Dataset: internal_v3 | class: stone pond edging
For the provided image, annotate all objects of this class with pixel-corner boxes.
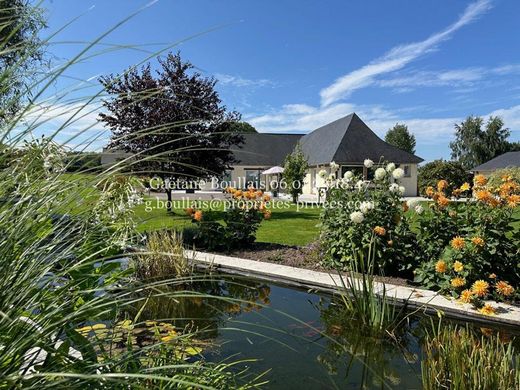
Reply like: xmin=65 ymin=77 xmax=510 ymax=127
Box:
xmin=188 ymin=250 xmax=520 ymax=328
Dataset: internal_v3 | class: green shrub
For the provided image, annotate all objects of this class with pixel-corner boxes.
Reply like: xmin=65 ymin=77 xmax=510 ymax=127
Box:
xmin=320 ymin=161 xmax=417 ymax=274
xmin=414 ymin=174 xmax=519 ymax=302
xmin=191 ymin=192 xmax=267 ymax=251
xmin=418 ymin=160 xmax=472 ymax=196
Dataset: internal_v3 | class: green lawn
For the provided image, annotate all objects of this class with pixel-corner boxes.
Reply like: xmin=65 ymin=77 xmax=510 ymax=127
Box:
xmin=134 ymin=199 xmax=322 ymax=246
xmin=57 ymin=173 xmax=519 ymax=247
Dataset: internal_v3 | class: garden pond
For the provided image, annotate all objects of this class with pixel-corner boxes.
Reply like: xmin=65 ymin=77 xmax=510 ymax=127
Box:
xmin=127 ymin=273 xmax=520 ymax=389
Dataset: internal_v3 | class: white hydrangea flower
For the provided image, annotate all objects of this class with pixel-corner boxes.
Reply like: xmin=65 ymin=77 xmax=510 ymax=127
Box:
xmin=374 ymin=167 xmax=386 ymax=181
xmin=399 ymin=186 xmax=406 ymax=195
xmin=389 ymin=183 xmax=400 ymax=193
xmin=318 ymin=169 xmax=327 ymax=179
xmin=364 ymin=159 xmax=374 ymax=168
xmin=406 ymin=199 xmax=420 ymax=209
xmin=350 ymin=211 xmax=364 ymax=223
xmin=330 ymin=161 xmax=339 ymax=172
xmin=386 ymin=162 xmax=396 ymax=172
xmin=355 ymin=180 xmax=365 ymax=191
xmin=414 ymin=205 xmax=424 ymax=214
xmin=343 ymin=170 xmax=354 ymax=180
xmin=328 ymin=173 xmax=336 ymax=180
xmin=392 ymin=168 xmax=405 ymax=179
xmin=359 ymin=201 xmax=374 ymax=214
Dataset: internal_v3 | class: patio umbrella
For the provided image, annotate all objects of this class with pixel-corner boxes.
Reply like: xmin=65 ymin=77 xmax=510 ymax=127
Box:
xmin=261 ymin=166 xmax=284 ymax=175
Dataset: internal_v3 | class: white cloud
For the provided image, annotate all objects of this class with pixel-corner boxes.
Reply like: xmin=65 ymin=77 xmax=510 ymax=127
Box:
xmin=247 ymin=101 xmax=520 ymax=148
xmin=377 ymin=64 xmax=520 ymax=91
xmin=215 ymin=73 xmax=274 ymax=88
xmin=319 ymin=0 xmax=493 ymax=106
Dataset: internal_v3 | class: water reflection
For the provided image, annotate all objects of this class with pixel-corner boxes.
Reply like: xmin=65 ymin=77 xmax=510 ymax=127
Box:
xmin=130 ymin=276 xmax=271 ymax=339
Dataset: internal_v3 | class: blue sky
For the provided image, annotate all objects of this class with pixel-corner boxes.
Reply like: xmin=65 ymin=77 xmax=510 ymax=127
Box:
xmin=37 ymin=0 xmax=520 ymax=161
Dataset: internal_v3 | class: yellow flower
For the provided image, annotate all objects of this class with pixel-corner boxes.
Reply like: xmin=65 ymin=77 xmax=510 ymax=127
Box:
xmin=450 ymin=236 xmax=465 ymax=250
xmin=474 ymin=174 xmax=487 ymax=187
xmin=425 ymin=186 xmax=435 ymax=197
xmin=460 ymin=182 xmax=471 ymax=191
xmin=471 ymin=236 xmax=485 ymax=247
xmin=437 ymin=180 xmax=448 ymax=192
xmin=193 ymin=210 xmax=203 ymax=221
xmin=435 ymin=260 xmax=447 ymax=273
xmin=479 ymin=304 xmax=496 ymax=316
xmin=451 ymin=277 xmax=466 ymax=288
xmin=453 ymin=261 xmax=464 ymax=273
xmin=471 ymin=280 xmax=489 ymax=297
xmin=459 ymin=289 xmax=474 ymax=303
xmin=496 ymin=281 xmax=515 ymax=297
xmin=373 ymin=226 xmax=386 ymax=236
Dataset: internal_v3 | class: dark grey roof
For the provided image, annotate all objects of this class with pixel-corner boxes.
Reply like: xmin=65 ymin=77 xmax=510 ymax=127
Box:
xmin=472 ymin=151 xmax=520 ymax=172
xmin=300 ymin=113 xmax=423 ymax=165
xmin=233 ymin=113 xmax=423 ymax=167
xmin=231 ymin=133 xmax=302 ymax=166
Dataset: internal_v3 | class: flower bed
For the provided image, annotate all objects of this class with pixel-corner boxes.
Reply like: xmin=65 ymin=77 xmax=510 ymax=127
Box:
xmin=318 ymin=160 xmax=519 ymax=315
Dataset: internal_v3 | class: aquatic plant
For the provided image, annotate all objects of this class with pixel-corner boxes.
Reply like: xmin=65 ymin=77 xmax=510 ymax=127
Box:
xmin=134 ymin=229 xmax=192 ymax=279
xmin=422 ymin=323 xmax=520 ymax=390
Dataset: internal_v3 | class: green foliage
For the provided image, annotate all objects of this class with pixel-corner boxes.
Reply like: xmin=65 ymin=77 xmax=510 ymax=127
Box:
xmin=134 ymin=229 xmax=191 ymax=279
xmin=450 ymin=115 xmax=515 ymax=169
xmin=0 ymin=0 xmax=47 ymax=124
xmin=282 ymin=143 xmax=309 ymax=203
xmin=320 ymin=162 xmax=417 ymax=274
xmin=384 ymin=123 xmax=416 ymax=154
xmin=418 ymin=159 xmax=472 ymax=195
xmin=193 ymin=205 xmax=264 ymax=251
xmin=422 ymin=324 xmax=520 ymax=390
xmin=414 ymin=176 xmax=520 ymax=294
xmin=228 ymin=121 xmax=257 ymax=133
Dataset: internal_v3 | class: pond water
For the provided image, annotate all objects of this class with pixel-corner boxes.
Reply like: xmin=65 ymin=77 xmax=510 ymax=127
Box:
xmin=132 ymin=274 xmax=518 ymax=390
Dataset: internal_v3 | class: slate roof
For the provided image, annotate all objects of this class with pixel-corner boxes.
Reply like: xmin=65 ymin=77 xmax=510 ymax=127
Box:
xmin=231 ymin=133 xmax=302 ymax=166
xmin=233 ymin=113 xmax=423 ymax=167
xmin=472 ymin=151 xmax=520 ymax=172
xmin=300 ymin=113 xmax=423 ymax=165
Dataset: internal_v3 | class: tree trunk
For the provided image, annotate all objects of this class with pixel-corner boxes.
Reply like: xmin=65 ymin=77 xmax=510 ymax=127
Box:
xmin=166 ymin=188 xmax=172 ymax=212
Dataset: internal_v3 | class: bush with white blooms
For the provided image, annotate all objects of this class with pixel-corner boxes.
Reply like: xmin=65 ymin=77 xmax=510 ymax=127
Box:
xmin=320 ymin=160 xmax=418 ymax=273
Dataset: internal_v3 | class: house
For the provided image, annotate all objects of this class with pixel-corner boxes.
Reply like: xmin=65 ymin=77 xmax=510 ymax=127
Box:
xmin=471 ymin=151 xmax=520 ymax=175
xmin=101 ymin=113 xmax=424 ymax=196
xmin=228 ymin=113 xmax=423 ymax=196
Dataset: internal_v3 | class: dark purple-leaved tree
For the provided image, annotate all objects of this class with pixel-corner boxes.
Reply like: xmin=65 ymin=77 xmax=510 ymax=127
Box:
xmin=99 ymin=52 xmax=243 ymax=208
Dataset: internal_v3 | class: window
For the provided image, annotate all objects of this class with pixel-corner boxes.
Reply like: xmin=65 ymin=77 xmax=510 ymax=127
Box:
xmin=402 ymin=165 xmax=411 ymax=178
xmin=245 ymin=169 xmax=261 ymax=188
xmin=341 ymin=165 xmax=364 ymax=178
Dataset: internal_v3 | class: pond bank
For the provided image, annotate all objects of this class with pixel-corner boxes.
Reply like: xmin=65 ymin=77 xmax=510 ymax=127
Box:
xmin=188 ymin=250 xmax=520 ymax=328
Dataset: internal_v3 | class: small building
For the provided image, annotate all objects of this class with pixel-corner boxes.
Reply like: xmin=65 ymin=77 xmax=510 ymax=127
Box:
xmin=471 ymin=151 xmax=520 ymax=175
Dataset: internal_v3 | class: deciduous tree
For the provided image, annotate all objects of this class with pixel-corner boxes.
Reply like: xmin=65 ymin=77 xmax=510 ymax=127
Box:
xmin=385 ymin=123 xmax=416 ymax=154
xmin=99 ymin=52 xmax=243 ymax=208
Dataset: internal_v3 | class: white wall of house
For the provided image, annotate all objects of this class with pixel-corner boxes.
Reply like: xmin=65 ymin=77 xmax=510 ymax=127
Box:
xmin=197 ymin=162 xmax=418 ymax=196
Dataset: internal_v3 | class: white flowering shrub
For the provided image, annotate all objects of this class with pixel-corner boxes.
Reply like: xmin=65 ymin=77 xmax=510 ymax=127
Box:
xmin=319 ymin=161 xmax=418 ymax=273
